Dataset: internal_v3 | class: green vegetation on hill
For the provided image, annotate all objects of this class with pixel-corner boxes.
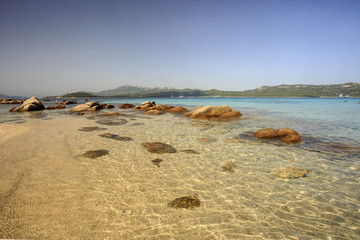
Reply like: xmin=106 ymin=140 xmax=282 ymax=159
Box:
xmin=62 ymin=92 xmax=96 ymax=97
xmin=62 ymin=82 xmax=360 ymax=98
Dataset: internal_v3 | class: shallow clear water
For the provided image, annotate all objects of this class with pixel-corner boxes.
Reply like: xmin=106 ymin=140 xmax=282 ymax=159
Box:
xmin=0 ymin=98 xmax=359 ymax=239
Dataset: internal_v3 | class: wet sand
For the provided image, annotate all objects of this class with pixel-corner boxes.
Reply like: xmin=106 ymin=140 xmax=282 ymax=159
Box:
xmin=0 ymin=111 xmax=359 ymax=239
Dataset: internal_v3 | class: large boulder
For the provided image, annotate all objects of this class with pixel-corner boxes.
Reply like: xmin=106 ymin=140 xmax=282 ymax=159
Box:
xmin=9 ymin=96 xmax=45 ymax=112
xmin=70 ymin=101 xmax=102 ymax=112
xmin=186 ymin=105 xmax=241 ymax=119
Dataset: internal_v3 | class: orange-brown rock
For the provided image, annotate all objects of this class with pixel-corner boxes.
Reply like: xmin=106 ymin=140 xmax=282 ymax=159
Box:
xmin=253 ymin=128 xmax=279 ymax=138
xmin=281 ymin=134 xmax=302 ymax=143
xmin=219 ymin=111 xmax=242 ymax=118
xmin=276 ymin=128 xmax=299 ymax=137
xmin=186 ymin=105 xmax=240 ymax=118
xmin=169 ymin=106 xmax=189 ymax=112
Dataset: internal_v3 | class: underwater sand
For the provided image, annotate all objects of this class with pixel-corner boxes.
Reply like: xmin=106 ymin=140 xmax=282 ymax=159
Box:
xmin=0 ymin=107 xmax=359 ymax=239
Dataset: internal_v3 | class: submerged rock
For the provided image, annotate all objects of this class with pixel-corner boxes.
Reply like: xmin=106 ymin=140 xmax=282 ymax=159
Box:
xmin=78 ymin=126 xmax=107 ymax=132
xmin=146 ymin=110 xmax=164 ymax=115
xmin=142 ymin=142 xmax=176 ymax=154
xmin=168 ymin=195 xmax=201 ymax=209
xmin=222 ymin=163 xmax=235 ymax=173
xmin=95 ymin=119 xmax=128 ymax=125
xmin=180 ymin=149 xmax=200 ymax=154
xmin=98 ymin=112 xmax=121 ymax=116
xmin=99 ymin=133 xmax=133 ymax=141
xmin=281 ymin=134 xmax=302 ymax=143
xmin=151 ymin=158 xmax=163 ymax=167
xmin=78 ymin=150 xmax=109 ymax=159
xmin=271 ymin=166 xmax=308 ymax=179
xmin=197 ymin=137 xmax=217 ymax=144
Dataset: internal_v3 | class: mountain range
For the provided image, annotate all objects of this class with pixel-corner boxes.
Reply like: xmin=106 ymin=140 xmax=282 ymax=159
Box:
xmin=62 ymin=82 xmax=360 ymax=98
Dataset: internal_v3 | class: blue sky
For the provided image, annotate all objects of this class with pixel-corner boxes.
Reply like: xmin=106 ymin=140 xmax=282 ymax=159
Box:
xmin=1 ymin=0 xmax=360 ymax=96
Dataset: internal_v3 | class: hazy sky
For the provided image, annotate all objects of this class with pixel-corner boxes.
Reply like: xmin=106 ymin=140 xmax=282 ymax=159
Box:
xmin=1 ymin=0 xmax=360 ymax=96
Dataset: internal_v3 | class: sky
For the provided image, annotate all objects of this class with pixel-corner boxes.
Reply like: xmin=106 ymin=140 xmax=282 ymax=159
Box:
xmin=1 ymin=0 xmax=360 ymax=97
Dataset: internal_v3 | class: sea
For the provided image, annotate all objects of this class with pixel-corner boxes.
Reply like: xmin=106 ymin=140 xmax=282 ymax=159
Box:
xmin=0 ymin=97 xmax=359 ymax=239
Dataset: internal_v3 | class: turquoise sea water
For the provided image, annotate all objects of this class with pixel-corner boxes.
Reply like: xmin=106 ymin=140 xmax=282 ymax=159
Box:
xmin=1 ymin=97 xmax=359 ymax=239
xmin=102 ymin=97 xmax=360 ymax=142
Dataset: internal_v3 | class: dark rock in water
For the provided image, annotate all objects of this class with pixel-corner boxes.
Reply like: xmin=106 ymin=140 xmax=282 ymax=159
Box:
xmin=151 ymin=158 xmax=163 ymax=167
xmin=46 ymin=104 xmax=65 ymax=110
xmin=168 ymin=195 xmax=200 ymax=209
xmin=142 ymin=142 xmax=176 ymax=154
xmin=197 ymin=137 xmax=217 ymax=144
xmin=79 ymin=126 xmax=107 ymax=132
xmin=100 ymin=104 xmax=115 ymax=109
xmin=180 ymin=150 xmax=200 ymax=154
xmin=129 ymin=122 xmax=144 ymax=126
xmin=271 ymin=166 xmax=308 ymax=179
xmin=61 ymin=100 xmax=77 ymax=105
xmin=95 ymin=119 xmax=128 ymax=125
xmin=78 ymin=150 xmax=109 ymax=159
xmin=119 ymin=103 xmax=136 ymax=109
xmin=222 ymin=163 xmax=235 ymax=173
xmin=99 ymin=133 xmax=133 ymax=141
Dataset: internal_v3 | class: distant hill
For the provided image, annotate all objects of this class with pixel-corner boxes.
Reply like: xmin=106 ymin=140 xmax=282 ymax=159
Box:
xmin=96 ymin=85 xmax=179 ymax=96
xmin=0 ymin=93 xmax=26 ymax=99
xmin=62 ymin=82 xmax=360 ymax=98
xmin=62 ymin=92 xmax=97 ymax=97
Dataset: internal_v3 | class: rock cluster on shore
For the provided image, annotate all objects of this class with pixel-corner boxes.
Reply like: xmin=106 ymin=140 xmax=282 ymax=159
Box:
xmin=0 ymin=98 xmax=24 ymax=104
xmin=9 ymin=96 xmax=45 ymax=112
